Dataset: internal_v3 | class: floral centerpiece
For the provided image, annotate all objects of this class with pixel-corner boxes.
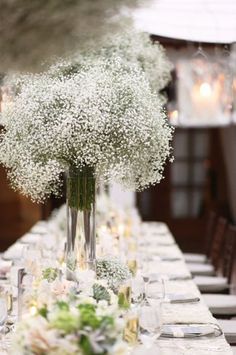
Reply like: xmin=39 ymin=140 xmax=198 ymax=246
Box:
xmin=14 ymin=263 xmax=126 ymax=354
xmin=12 ymin=296 xmax=127 ymax=355
xmin=0 ymin=43 xmax=173 ymax=277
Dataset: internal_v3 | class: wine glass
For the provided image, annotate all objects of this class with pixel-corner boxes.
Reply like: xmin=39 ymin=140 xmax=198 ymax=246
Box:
xmin=0 ymin=294 xmax=10 ymax=354
xmin=146 ymin=279 xmax=165 ymax=304
xmin=139 ymin=303 xmax=162 ymax=348
xmin=17 ymin=269 xmax=35 ymax=320
xmin=0 ymin=294 xmax=8 ymax=335
xmin=139 ymin=255 xmax=152 ymax=299
xmin=131 ymin=275 xmax=145 ymax=305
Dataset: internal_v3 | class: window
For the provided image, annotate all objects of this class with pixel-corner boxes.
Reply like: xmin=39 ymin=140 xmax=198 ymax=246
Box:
xmin=171 ymin=129 xmax=209 ymax=218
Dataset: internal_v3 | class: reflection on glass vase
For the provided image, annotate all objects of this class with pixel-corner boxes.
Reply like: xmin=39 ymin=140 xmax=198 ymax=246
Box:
xmin=66 ymin=165 xmax=96 ymax=280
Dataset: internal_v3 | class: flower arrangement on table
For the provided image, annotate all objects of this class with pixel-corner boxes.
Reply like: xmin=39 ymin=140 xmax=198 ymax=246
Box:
xmin=0 ymin=38 xmax=173 ymax=276
xmin=1 ymin=32 xmax=173 ymax=351
xmin=13 ymin=264 xmax=131 ymax=355
xmin=12 ymin=296 xmax=127 ymax=355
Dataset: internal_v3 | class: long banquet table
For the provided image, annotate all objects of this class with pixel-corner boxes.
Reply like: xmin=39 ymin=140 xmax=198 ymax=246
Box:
xmin=0 ymin=218 xmax=233 ymax=355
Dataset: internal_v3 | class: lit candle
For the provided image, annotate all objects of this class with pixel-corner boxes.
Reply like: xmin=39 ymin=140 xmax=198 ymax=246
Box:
xmin=191 ymin=81 xmax=221 ymax=122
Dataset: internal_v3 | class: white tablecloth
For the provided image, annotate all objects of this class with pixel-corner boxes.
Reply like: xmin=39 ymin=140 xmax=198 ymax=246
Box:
xmin=0 ymin=220 xmax=233 ymax=355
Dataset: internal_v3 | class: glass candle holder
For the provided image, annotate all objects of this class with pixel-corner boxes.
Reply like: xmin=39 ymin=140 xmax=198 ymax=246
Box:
xmin=123 ymin=306 xmax=139 ymax=345
xmin=127 ymin=258 xmax=138 ymax=277
xmin=118 ymin=280 xmax=131 ymax=310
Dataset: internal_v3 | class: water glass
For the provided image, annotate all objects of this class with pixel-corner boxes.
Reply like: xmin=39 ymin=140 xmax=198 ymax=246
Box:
xmin=139 ymin=303 xmax=162 ymax=348
xmin=146 ymin=280 xmax=165 ymax=302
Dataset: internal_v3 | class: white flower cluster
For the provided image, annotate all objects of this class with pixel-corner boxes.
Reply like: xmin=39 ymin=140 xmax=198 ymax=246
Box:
xmin=96 ymin=257 xmax=131 ymax=292
xmin=0 ymin=0 xmax=143 ymax=71
xmin=0 ymin=53 xmax=173 ymax=202
xmin=86 ymin=29 xmax=173 ymax=97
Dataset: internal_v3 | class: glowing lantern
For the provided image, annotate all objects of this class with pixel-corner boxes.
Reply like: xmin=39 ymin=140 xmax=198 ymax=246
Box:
xmin=175 ymin=57 xmax=232 ymax=127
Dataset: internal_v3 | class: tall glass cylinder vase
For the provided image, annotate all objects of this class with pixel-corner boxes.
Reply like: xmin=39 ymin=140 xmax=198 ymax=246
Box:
xmin=66 ymin=165 xmax=96 ymax=280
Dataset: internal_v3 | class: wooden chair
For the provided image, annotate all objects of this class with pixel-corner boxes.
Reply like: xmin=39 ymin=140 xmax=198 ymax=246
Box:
xmin=203 ymin=225 xmax=236 ymax=317
xmin=188 ymin=217 xmax=227 ymax=277
xmin=195 ymin=224 xmax=236 ymax=293
xmin=184 ymin=210 xmax=217 ymax=264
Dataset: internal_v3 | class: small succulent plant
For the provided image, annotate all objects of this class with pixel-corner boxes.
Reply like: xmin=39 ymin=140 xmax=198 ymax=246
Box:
xmin=93 ymin=283 xmax=111 ymax=303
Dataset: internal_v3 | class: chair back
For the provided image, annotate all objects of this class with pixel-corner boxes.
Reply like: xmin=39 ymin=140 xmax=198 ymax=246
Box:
xmin=222 ymin=225 xmax=236 ymax=284
xmin=209 ymin=217 xmax=227 ymax=270
xmin=205 ymin=210 xmax=217 ymax=257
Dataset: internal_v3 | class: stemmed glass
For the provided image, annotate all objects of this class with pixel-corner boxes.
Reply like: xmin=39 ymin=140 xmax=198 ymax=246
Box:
xmin=146 ymin=279 xmax=165 ymax=303
xmin=0 ymin=294 xmax=8 ymax=332
xmin=139 ymin=254 xmax=152 ymax=300
xmin=17 ymin=269 xmax=36 ymax=320
xmin=139 ymin=303 xmax=162 ymax=349
xmin=131 ymin=275 xmax=145 ymax=305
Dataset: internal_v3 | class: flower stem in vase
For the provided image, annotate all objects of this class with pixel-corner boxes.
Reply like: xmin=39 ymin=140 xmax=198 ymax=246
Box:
xmin=66 ymin=165 xmax=96 ymax=280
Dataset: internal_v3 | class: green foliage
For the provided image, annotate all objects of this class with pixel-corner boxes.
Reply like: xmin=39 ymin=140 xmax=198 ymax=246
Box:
xmin=38 ymin=306 xmax=48 ymax=319
xmin=78 ymin=303 xmax=100 ymax=329
xmin=50 ymin=308 xmax=79 ymax=333
xmin=42 ymin=267 xmax=60 ymax=282
xmin=56 ymin=301 xmax=70 ymax=311
xmin=93 ymin=283 xmax=111 ymax=303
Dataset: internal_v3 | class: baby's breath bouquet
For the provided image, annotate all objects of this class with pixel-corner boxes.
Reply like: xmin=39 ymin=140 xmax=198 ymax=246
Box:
xmin=85 ymin=29 xmax=173 ymax=101
xmin=0 ymin=0 xmax=143 ymax=72
xmin=0 ymin=51 xmax=173 ymax=277
xmin=96 ymin=258 xmax=131 ymax=293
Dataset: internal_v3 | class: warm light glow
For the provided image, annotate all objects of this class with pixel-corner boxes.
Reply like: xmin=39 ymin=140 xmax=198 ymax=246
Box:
xmin=30 ymin=305 xmax=37 ymax=316
xmin=199 ymin=82 xmax=213 ymax=97
xmin=171 ymin=110 xmax=178 ymax=119
xmin=168 ymin=109 xmax=179 ymax=125
xmin=177 ymin=58 xmax=232 ymax=127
